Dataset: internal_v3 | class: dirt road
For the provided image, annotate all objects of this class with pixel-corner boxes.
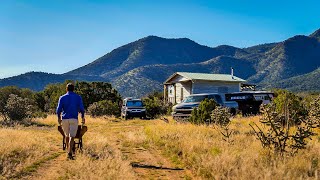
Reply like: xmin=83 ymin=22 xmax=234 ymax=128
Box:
xmin=18 ymin=118 xmax=193 ymax=179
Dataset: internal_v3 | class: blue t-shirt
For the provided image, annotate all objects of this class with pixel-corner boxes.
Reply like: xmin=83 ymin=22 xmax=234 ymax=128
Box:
xmin=56 ymin=91 xmax=85 ymax=120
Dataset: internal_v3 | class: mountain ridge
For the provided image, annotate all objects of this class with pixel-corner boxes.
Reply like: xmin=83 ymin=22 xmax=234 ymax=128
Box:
xmin=1 ymin=29 xmax=320 ymax=97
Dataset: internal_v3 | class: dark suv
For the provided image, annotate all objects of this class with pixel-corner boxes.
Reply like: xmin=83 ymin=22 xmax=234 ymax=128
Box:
xmin=121 ymin=98 xmax=146 ymax=120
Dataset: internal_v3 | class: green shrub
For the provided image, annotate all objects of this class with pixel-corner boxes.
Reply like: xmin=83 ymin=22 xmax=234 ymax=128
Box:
xmin=308 ymin=95 xmax=320 ymax=128
xmin=0 ymin=86 xmax=32 ymax=120
xmin=189 ymin=98 xmax=217 ymax=125
xmin=273 ymin=89 xmax=307 ymax=125
xmin=87 ymin=100 xmax=120 ymax=117
xmin=299 ymin=92 xmax=320 ymax=109
xmin=143 ymin=97 xmax=163 ymax=118
xmin=3 ymin=94 xmax=33 ymax=122
xmin=143 ymin=91 xmax=171 ymax=119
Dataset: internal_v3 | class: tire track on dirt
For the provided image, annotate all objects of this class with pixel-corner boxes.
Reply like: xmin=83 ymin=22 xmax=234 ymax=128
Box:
xmin=11 ymin=149 xmax=64 ymax=180
xmin=23 ymin=151 xmax=67 ymax=180
xmin=108 ymin=123 xmax=194 ymax=179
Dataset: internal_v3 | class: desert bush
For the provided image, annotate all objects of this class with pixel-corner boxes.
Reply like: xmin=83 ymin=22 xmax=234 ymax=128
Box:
xmin=308 ymin=95 xmax=320 ymax=128
xmin=189 ymin=98 xmax=217 ymax=125
xmin=0 ymin=87 xmax=50 ymax=122
xmin=143 ymin=97 xmax=164 ymax=118
xmin=299 ymin=92 xmax=320 ymax=109
xmin=87 ymin=100 xmax=121 ymax=117
xmin=211 ymin=106 xmax=232 ymax=126
xmin=250 ymin=103 xmax=317 ymax=156
xmin=87 ymin=102 xmax=104 ymax=117
xmin=143 ymin=91 xmax=172 ymax=118
xmin=211 ymin=106 xmax=233 ymax=142
xmin=0 ymin=87 xmax=32 ymax=119
xmin=273 ymin=89 xmax=307 ymax=125
xmin=3 ymin=94 xmax=33 ymax=122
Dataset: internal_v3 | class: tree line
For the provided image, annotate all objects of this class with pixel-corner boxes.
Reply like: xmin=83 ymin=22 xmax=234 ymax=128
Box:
xmin=0 ymin=81 xmax=122 ymax=124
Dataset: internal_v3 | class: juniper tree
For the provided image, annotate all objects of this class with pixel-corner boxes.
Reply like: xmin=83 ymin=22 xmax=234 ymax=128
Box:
xmin=189 ymin=98 xmax=217 ymax=125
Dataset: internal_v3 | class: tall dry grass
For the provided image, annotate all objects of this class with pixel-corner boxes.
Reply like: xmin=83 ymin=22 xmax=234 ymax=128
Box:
xmin=144 ymin=116 xmax=320 ymax=179
xmin=0 ymin=115 xmax=135 ymax=179
xmin=0 ymin=119 xmax=59 ymax=178
xmin=1 ymin=114 xmax=319 ymax=179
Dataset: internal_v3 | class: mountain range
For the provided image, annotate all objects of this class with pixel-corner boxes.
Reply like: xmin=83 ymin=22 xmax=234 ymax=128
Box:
xmin=1 ymin=29 xmax=320 ymax=97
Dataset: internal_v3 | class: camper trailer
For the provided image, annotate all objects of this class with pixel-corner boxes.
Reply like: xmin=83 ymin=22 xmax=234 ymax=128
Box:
xmin=225 ymin=91 xmax=274 ymax=115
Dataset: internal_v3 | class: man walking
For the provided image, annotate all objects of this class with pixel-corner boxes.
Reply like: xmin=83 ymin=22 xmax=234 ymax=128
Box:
xmin=57 ymin=83 xmax=85 ymax=159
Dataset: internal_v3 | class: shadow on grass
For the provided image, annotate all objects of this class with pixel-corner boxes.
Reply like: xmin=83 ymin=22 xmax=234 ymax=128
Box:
xmin=130 ymin=162 xmax=184 ymax=171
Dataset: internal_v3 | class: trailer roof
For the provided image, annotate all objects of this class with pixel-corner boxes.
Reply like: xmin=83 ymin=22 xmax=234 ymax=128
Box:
xmin=164 ymin=72 xmax=246 ymax=84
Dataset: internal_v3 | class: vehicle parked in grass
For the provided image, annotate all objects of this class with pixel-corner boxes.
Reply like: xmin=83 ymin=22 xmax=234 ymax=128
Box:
xmin=121 ymin=98 xmax=146 ymax=120
xmin=225 ymin=91 xmax=274 ymax=115
xmin=171 ymin=93 xmax=238 ymax=119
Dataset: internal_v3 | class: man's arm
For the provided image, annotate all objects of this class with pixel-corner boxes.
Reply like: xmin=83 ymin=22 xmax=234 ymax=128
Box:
xmin=56 ymin=97 xmax=63 ymax=124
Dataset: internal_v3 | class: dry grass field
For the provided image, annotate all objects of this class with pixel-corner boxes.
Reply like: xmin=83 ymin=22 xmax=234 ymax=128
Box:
xmin=0 ymin=115 xmax=319 ymax=179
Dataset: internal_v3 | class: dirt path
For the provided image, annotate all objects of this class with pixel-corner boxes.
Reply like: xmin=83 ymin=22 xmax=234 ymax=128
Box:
xmin=22 ymin=119 xmax=194 ymax=179
xmin=21 ymin=151 xmax=65 ymax=180
xmin=107 ymin=122 xmax=194 ymax=179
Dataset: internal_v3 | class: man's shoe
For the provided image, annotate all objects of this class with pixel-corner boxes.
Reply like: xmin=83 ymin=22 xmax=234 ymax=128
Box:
xmin=67 ymin=152 xmax=74 ymax=160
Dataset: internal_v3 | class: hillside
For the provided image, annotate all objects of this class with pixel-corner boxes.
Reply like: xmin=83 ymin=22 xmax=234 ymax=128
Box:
xmin=269 ymin=68 xmax=320 ymax=92
xmin=112 ymin=56 xmax=256 ymax=97
xmin=243 ymin=42 xmax=279 ymax=54
xmin=68 ymin=36 xmax=221 ymax=79
xmin=247 ymin=35 xmax=320 ymax=84
xmin=310 ymin=28 xmax=320 ymax=40
xmin=0 ymin=29 xmax=320 ymax=96
xmin=0 ymin=72 xmax=103 ymax=91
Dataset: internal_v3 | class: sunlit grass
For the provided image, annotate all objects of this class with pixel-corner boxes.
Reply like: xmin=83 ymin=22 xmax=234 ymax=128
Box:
xmin=1 ymin=114 xmax=319 ymax=179
xmin=144 ymin=116 xmax=320 ymax=179
xmin=0 ymin=115 xmax=135 ymax=179
xmin=0 ymin=125 xmax=59 ymax=178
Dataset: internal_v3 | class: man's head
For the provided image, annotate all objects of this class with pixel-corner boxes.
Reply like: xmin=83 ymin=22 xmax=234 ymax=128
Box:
xmin=66 ymin=83 xmax=75 ymax=92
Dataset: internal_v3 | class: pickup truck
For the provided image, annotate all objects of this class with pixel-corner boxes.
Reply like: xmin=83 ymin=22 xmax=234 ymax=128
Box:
xmin=171 ymin=93 xmax=238 ymax=119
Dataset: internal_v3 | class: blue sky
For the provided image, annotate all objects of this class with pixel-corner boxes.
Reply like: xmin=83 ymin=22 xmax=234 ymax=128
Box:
xmin=0 ymin=0 xmax=319 ymax=78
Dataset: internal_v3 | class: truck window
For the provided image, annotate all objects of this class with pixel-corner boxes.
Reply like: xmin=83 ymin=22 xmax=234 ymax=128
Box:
xmin=208 ymin=95 xmax=223 ymax=104
xmin=126 ymin=101 xmax=143 ymax=107
xmin=214 ymin=95 xmax=223 ymax=104
xmin=183 ymin=95 xmax=206 ymax=103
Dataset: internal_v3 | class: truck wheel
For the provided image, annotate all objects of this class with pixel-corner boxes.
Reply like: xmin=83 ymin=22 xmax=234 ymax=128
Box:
xmin=230 ymin=108 xmax=236 ymax=115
